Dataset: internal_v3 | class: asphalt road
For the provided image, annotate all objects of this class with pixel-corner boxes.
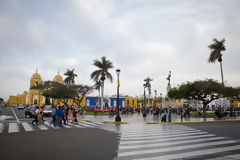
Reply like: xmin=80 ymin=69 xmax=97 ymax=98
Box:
xmin=0 ymin=128 xmax=119 ymax=160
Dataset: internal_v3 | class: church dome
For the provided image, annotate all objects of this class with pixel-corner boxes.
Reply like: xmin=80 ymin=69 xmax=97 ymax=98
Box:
xmin=30 ymin=70 xmax=42 ymax=89
xmin=53 ymin=73 xmax=64 ymax=84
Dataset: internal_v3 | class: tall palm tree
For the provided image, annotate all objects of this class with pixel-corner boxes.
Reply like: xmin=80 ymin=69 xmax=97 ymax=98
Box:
xmin=94 ymin=79 xmax=102 ymax=107
xmin=90 ymin=56 xmax=114 ymax=109
xmin=144 ymin=77 xmax=153 ymax=107
xmin=64 ymin=69 xmax=78 ymax=85
xmin=208 ymin=38 xmax=226 ymax=86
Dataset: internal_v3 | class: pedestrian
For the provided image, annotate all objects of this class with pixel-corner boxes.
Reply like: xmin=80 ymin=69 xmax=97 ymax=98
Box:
xmin=72 ymin=108 xmax=77 ymax=123
xmin=51 ymin=106 xmax=56 ymax=127
xmin=56 ymin=106 xmax=63 ymax=127
xmin=161 ymin=111 xmax=164 ymax=122
xmin=40 ymin=106 xmax=45 ymax=122
xmin=65 ymin=106 xmax=69 ymax=123
xmin=163 ymin=109 xmax=167 ymax=122
xmin=168 ymin=108 xmax=172 ymax=122
xmin=32 ymin=106 xmax=40 ymax=125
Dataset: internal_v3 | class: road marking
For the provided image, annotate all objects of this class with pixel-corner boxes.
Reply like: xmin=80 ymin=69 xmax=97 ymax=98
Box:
xmin=8 ymin=123 xmax=19 ymax=133
xmin=44 ymin=121 xmax=60 ymax=129
xmin=121 ymin=129 xmax=202 ymax=138
xmin=37 ymin=124 xmax=48 ymax=130
xmin=132 ymin=145 xmax=240 ymax=160
xmin=206 ymin=153 xmax=240 ymax=160
xmin=62 ymin=124 xmax=72 ymax=128
xmin=0 ymin=123 xmax=4 ymax=133
xmin=11 ymin=108 xmax=20 ymax=124
xmin=22 ymin=122 xmax=33 ymax=131
xmin=120 ymin=134 xmax=216 ymax=145
xmin=80 ymin=121 xmax=98 ymax=126
xmin=121 ymin=131 xmax=208 ymax=141
xmin=67 ymin=122 xmax=84 ymax=128
xmin=78 ymin=122 xmax=94 ymax=127
xmin=119 ymin=137 xmax=225 ymax=150
xmin=118 ymin=140 xmax=237 ymax=157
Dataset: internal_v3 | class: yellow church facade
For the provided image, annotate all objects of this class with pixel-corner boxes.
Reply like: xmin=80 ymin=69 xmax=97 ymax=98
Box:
xmin=8 ymin=71 xmax=86 ymax=107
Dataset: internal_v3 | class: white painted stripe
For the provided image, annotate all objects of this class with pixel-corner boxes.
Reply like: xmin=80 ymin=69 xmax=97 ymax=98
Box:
xmin=121 ymin=129 xmax=198 ymax=135
xmin=37 ymin=124 xmax=48 ymax=130
xmin=44 ymin=121 xmax=60 ymax=129
xmin=206 ymin=153 xmax=240 ymax=160
xmin=120 ymin=134 xmax=216 ymax=145
xmin=67 ymin=123 xmax=84 ymax=128
xmin=118 ymin=140 xmax=237 ymax=157
xmin=121 ymin=130 xmax=203 ymax=138
xmin=0 ymin=123 xmax=4 ymax=133
xmin=132 ymin=145 xmax=240 ymax=160
xmin=8 ymin=123 xmax=19 ymax=133
xmin=62 ymin=124 xmax=72 ymax=128
xmin=93 ymin=122 xmax=111 ymax=126
xmin=22 ymin=122 xmax=33 ymax=131
xmin=11 ymin=108 xmax=20 ymax=123
xmin=80 ymin=121 xmax=98 ymax=126
xmin=119 ymin=137 xmax=225 ymax=150
xmin=78 ymin=122 xmax=94 ymax=128
xmin=121 ymin=131 xmax=208 ymax=141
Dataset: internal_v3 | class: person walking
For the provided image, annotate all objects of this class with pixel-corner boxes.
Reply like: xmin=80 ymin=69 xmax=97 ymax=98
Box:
xmin=32 ymin=106 xmax=40 ymax=125
xmin=72 ymin=108 xmax=77 ymax=124
xmin=51 ymin=106 xmax=57 ymax=127
xmin=163 ymin=109 xmax=167 ymax=122
xmin=65 ymin=106 xmax=69 ymax=123
xmin=168 ymin=108 xmax=172 ymax=122
xmin=40 ymin=106 xmax=45 ymax=122
xmin=56 ymin=106 xmax=63 ymax=127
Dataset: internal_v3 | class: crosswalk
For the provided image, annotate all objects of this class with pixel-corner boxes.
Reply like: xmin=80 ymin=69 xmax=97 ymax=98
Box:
xmin=0 ymin=120 xmax=114 ymax=134
xmin=116 ymin=124 xmax=240 ymax=160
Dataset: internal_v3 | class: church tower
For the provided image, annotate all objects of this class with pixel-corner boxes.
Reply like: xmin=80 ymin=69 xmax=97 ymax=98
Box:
xmin=30 ymin=69 xmax=42 ymax=89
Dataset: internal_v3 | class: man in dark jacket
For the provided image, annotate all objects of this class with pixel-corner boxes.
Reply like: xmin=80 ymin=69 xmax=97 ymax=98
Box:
xmin=56 ymin=106 xmax=63 ymax=127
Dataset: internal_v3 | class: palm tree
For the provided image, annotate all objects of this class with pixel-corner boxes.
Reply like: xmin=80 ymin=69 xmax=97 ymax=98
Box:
xmin=144 ymin=77 xmax=153 ymax=107
xmin=64 ymin=69 xmax=78 ymax=85
xmin=94 ymin=80 xmax=102 ymax=107
xmin=208 ymin=38 xmax=226 ymax=86
xmin=90 ymin=56 xmax=114 ymax=109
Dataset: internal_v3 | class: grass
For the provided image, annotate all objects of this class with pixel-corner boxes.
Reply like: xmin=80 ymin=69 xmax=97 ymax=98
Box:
xmin=191 ymin=112 xmax=216 ymax=118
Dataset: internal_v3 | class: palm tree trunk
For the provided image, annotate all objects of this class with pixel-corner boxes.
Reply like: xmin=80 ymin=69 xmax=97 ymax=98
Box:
xmin=98 ymin=89 xmax=100 ymax=108
xmin=220 ymin=62 xmax=224 ymax=86
xmin=101 ymin=80 xmax=104 ymax=110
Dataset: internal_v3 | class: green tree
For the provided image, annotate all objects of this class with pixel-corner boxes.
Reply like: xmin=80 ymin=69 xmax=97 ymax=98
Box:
xmin=90 ymin=56 xmax=114 ymax=109
xmin=64 ymin=69 xmax=78 ymax=85
xmin=168 ymin=79 xmax=240 ymax=116
xmin=144 ymin=77 xmax=153 ymax=107
xmin=208 ymin=38 xmax=226 ymax=86
xmin=70 ymin=85 xmax=94 ymax=107
xmin=94 ymin=80 xmax=102 ymax=106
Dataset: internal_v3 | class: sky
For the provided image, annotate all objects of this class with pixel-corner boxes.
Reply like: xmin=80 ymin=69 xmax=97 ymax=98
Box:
xmin=0 ymin=0 xmax=240 ymax=101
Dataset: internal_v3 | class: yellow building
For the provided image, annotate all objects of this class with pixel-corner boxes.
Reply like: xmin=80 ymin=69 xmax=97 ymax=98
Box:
xmin=8 ymin=70 xmax=86 ymax=107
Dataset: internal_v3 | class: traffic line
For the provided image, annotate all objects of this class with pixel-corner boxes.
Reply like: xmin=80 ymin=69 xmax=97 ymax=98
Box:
xmin=118 ymin=140 xmax=237 ymax=157
xmin=62 ymin=124 xmax=72 ymax=128
xmin=67 ymin=122 xmax=85 ymax=128
xmin=205 ymin=153 xmax=240 ymax=160
xmin=0 ymin=123 xmax=4 ymax=133
xmin=80 ymin=121 xmax=98 ymax=126
xmin=121 ymin=129 xmax=202 ymax=138
xmin=37 ymin=124 xmax=48 ymax=130
xmin=119 ymin=137 xmax=225 ymax=150
xmin=8 ymin=123 xmax=19 ymax=133
xmin=120 ymin=134 xmax=216 ymax=145
xmin=22 ymin=122 xmax=33 ymax=131
xmin=132 ymin=145 xmax=240 ymax=160
xmin=44 ymin=121 xmax=60 ymax=129
xmin=11 ymin=108 xmax=20 ymax=124
xmin=78 ymin=122 xmax=94 ymax=128
xmin=121 ymin=131 xmax=209 ymax=141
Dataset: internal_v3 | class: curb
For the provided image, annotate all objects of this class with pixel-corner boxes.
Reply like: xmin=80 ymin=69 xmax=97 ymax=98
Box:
xmin=146 ymin=120 xmax=240 ymax=124
xmin=103 ymin=121 xmax=129 ymax=124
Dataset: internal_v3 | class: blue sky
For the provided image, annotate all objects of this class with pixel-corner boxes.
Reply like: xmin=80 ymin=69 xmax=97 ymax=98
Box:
xmin=0 ymin=0 xmax=240 ymax=101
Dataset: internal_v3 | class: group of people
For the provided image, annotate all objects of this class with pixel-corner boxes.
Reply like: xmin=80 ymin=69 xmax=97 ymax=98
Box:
xmin=32 ymin=105 xmax=78 ymax=127
xmin=32 ymin=106 xmax=45 ymax=125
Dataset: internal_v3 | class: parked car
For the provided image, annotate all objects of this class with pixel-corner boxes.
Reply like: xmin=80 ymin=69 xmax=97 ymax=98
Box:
xmin=18 ymin=104 xmax=25 ymax=110
xmin=25 ymin=105 xmax=36 ymax=118
xmin=43 ymin=105 xmax=53 ymax=116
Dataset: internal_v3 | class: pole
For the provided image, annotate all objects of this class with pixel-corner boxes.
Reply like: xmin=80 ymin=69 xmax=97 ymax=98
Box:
xmin=115 ymin=70 xmax=121 ymax=122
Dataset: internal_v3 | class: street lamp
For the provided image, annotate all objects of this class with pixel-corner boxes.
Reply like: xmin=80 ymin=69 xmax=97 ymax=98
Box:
xmin=154 ymin=90 xmax=157 ymax=107
xmin=160 ymin=93 xmax=163 ymax=108
xmin=115 ymin=69 xmax=121 ymax=122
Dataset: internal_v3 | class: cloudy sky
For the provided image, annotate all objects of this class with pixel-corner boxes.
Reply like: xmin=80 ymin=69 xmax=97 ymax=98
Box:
xmin=0 ymin=0 xmax=240 ymax=101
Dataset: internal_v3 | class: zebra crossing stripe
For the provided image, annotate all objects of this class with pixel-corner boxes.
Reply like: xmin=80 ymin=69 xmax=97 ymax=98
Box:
xmin=37 ymin=124 xmax=48 ymax=130
xmin=121 ymin=129 xmax=202 ymax=138
xmin=93 ymin=122 xmax=112 ymax=126
xmin=8 ymin=123 xmax=19 ymax=133
xmin=119 ymin=136 xmax=226 ymax=150
xmin=132 ymin=145 xmax=240 ymax=160
xmin=62 ymin=124 xmax=72 ymax=128
xmin=205 ymin=153 xmax=240 ymax=160
xmin=120 ymin=134 xmax=216 ymax=145
xmin=80 ymin=121 xmax=98 ymax=126
xmin=78 ymin=122 xmax=94 ymax=127
xmin=118 ymin=140 xmax=237 ymax=157
xmin=22 ymin=122 xmax=33 ymax=131
xmin=121 ymin=131 xmax=208 ymax=141
xmin=44 ymin=121 xmax=60 ymax=129
xmin=0 ymin=123 xmax=4 ymax=133
xmin=67 ymin=123 xmax=85 ymax=128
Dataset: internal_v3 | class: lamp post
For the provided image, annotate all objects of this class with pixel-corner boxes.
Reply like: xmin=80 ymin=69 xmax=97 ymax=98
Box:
xmin=115 ymin=69 xmax=121 ymax=122
xmin=154 ymin=90 xmax=157 ymax=107
xmin=160 ymin=93 xmax=163 ymax=108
